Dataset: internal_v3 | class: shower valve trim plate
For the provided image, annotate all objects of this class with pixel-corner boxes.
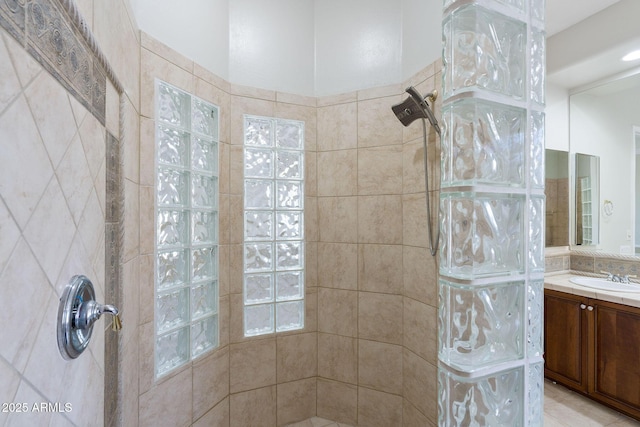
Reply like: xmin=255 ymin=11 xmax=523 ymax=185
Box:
xmin=57 ymin=275 xmax=122 ymax=360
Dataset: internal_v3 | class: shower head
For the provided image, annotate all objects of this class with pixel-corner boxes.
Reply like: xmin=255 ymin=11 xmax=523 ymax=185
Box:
xmin=391 ymin=86 xmax=441 ymax=135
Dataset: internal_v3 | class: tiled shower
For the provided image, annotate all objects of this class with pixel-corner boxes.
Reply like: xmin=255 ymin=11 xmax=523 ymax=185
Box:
xmin=135 ymin=33 xmax=442 ymax=426
xmin=0 ymin=0 xmax=542 ymax=426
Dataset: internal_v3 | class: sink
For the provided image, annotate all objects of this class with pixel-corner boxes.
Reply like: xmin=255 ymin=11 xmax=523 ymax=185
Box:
xmin=569 ymin=276 xmax=640 ymax=293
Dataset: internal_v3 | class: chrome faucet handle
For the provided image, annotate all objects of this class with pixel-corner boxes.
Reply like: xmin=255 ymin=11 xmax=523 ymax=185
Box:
xmin=600 ymin=270 xmax=614 ymax=281
xmin=622 ymin=274 xmax=637 ymax=284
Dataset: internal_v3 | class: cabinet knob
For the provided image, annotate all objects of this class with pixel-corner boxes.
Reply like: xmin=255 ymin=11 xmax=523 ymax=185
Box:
xmin=587 ymin=306 xmax=594 ymax=311
xmin=580 ymin=304 xmax=587 ymax=310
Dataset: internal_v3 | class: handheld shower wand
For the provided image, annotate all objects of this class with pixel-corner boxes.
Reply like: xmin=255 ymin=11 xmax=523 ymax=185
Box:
xmin=391 ymin=86 xmax=441 ymax=256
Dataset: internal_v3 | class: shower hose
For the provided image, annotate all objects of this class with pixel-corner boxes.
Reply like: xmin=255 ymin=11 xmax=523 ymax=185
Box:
xmin=421 ymin=117 xmax=441 ymax=257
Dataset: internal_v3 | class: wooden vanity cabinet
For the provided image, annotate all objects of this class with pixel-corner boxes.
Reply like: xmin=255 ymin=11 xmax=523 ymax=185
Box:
xmin=544 ymin=289 xmax=640 ymax=421
xmin=544 ymin=289 xmax=590 ymax=392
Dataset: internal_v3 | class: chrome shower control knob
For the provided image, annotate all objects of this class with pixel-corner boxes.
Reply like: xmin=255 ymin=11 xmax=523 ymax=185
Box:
xmin=57 ymin=275 xmax=121 ymax=360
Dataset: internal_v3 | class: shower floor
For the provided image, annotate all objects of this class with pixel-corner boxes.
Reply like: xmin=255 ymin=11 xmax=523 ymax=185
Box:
xmin=285 ymin=417 xmax=353 ymax=427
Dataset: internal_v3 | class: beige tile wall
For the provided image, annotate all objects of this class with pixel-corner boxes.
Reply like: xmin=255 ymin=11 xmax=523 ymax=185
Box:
xmin=0 ymin=24 xmax=113 ymax=427
xmin=315 ymin=64 xmax=441 ymax=427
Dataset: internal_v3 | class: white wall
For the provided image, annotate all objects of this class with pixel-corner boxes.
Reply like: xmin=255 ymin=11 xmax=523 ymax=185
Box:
xmin=131 ymin=0 xmax=229 ymax=79
xmin=315 ymin=0 xmax=402 ymax=96
xmin=229 ymin=0 xmax=315 ymax=95
xmin=545 ymin=82 xmax=570 ymax=151
xmin=130 ymin=0 xmax=442 ymax=96
xmin=401 ymin=0 xmax=442 ymax=82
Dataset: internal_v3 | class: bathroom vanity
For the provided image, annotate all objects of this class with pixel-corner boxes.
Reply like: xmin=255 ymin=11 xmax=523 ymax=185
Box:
xmin=544 ymin=275 xmax=640 ymax=421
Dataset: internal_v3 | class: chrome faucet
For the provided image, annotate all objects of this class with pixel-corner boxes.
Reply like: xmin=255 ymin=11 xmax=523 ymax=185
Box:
xmin=601 ymin=270 xmax=636 ymax=283
xmin=601 ymin=270 xmax=616 ymax=281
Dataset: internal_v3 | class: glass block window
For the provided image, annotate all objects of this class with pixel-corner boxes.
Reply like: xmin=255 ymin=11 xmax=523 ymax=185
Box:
xmin=243 ymin=115 xmax=305 ymax=336
xmin=154 ymin=80 xmax=219 ymax=377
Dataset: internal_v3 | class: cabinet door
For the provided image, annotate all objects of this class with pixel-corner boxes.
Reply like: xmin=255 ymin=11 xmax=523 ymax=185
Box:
xmin=591 ymin=300 xmax=640 ymax=420
xmin=544 ymin=289 xmax=590 ymax=392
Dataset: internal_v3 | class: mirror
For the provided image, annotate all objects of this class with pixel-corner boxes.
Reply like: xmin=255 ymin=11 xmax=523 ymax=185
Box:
xmin=574 ymin=153 xmax=600 ymax=246
xmin=569 ymin=72 xmax=640 ymax=254
xmin=545 ymin=149 xmax=569 ymax=247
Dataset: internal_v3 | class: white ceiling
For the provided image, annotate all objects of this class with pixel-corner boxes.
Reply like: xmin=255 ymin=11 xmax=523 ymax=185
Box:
xmin=546 ymin=0 xmax=640 ymax=89
xmin=546 ymin=0 xmax=620 ymax=37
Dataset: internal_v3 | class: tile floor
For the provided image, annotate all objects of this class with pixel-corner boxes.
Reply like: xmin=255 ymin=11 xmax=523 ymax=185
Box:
xmin=286 ymin=380 xmax=640 ymax=427
xmin=544 ymin=380 xmax=640 ymax=426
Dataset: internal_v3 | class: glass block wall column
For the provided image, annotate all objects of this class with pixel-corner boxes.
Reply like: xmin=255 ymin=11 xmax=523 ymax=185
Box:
xmin=154 ymin=80 xmax=220 ymax=377
xmin=243 ymin=115 xmax=305 ymax=337
xmin=439 ymin=0 xmax=545 ymax=426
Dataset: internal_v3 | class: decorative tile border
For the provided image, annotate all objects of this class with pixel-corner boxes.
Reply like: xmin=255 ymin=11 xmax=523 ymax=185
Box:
xmin=105 ymin=130 xmax=122 ymax=427
xmin=570 ymin=250 xmax=640 ymax=278
xmin=0 ymin=0 xmax=25 ymax=41
xmin=570 ymin=253 xmax=595 ymax=273
xmin=546 ymin=250 xmax=640 ymax=283
xmin=544 ymin=255 xmax=569 ymax=273
xmin=0 ymin=0 xmax=116 ymax=124
xmin=546 ymin=248 xmax=640 ymax=279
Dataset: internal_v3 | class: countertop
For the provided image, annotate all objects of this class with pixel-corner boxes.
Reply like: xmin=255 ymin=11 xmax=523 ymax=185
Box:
xmin=544 ymin=272 xmax=640 ymax=309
